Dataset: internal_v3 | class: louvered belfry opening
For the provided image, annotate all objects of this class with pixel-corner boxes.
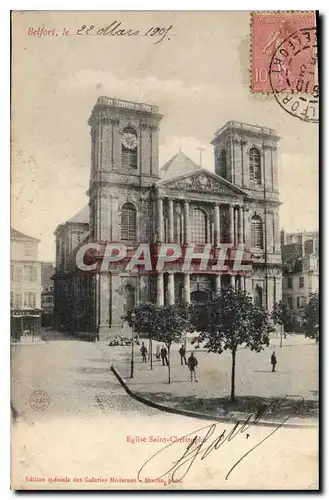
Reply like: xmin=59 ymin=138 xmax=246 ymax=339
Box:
xmin=249 ymin=147 xmax=261 ymax=184
xmin=250 ymin=215 xmax=263 ymax=249
xmin=121 ymin=203 xmax=137 ymax=241
xmin=122 ymin=127 xmax=138 ymax=169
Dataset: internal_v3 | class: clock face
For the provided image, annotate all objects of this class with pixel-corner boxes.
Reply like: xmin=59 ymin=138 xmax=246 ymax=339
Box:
xmin=122 ymin=132 xmax=137 ymax=150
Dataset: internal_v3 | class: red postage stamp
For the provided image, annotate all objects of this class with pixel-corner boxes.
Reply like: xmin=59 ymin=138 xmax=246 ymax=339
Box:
xmin=251 ymin=11 xmax=317 ymax=93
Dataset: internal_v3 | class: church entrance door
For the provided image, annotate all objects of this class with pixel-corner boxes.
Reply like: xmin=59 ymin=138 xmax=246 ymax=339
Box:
xmin=190 ymin=290 xmax=209 ymax=304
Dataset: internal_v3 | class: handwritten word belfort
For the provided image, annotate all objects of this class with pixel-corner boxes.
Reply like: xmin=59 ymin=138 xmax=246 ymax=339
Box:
xmin=27 ymin=22 xmax=173 ymax=44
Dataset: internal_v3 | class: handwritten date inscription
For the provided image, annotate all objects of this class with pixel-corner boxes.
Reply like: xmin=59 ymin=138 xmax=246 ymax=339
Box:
xmin=77 ymin=21 xmax=173 ymax=44
xmin=138 ymin=395 xmax=304 ymax=483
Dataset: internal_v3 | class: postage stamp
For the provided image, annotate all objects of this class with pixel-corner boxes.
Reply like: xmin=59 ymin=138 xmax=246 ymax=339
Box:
xmin=251 ymin=11 xmax=317 ymax=93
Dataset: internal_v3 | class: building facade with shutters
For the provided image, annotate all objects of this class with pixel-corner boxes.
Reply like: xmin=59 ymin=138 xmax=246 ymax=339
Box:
xmin=281 ymin=230 xmax=319 ymax=321
xmin=10 ymin=228 xmax=42 ymax=339
xmin=53 ymin=97 xmax=282 ymax=339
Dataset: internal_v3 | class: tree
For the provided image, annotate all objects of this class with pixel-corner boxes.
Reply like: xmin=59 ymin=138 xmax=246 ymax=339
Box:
xmin=191 ymin=286 xmax=274 ymax=401
xmin=272 ymin=300 xmax=297 ymax=335
xmin=152 ymin=304 xmax=191 ymax=383
xmin=124 ymin=303 xmax=191 ymax=383
xmin=302 ymin=293 xmax=319 ymax=342
xmin=272 ymin=300 xmax=296 ymax=347
xmin=123 ymin=303 xmax=157 ymax=369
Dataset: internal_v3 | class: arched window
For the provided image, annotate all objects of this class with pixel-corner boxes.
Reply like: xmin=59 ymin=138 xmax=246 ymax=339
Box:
xmin=250 ymin=215 xmax=263 ymax=249
xmin=121 ymin=203 xmax=137 ymax=241
xmin=218 ymin=149 xmax=228 ymax=179
xmin=121 ymin=126 xmax=138 ymax=169
xmin=249 ymin=147 xmax=261 ymax=184
xmin=190 ymin=208 xmax=207 ymax=244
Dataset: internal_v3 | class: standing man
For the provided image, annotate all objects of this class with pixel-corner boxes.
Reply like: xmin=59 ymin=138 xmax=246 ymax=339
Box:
xmin=179 ymin=344 xmax=187 ymax=365
xmin=161 ymin=345 xmax=169 ymax=366
xmin=187 ymin=352 xmax=198 ymax=382
xmin=140 ymin=342 xmax=148 ymax=363
xmin=271 ymin=351 xmax=277 ymax=372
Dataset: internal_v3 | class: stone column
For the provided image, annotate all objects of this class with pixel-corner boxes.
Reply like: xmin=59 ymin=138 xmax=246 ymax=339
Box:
xmin=229 ymin=205 xmax=234 ymax=245
xmin=183 ymin=273 xmax=190 ymax=303
xmin=156 ymin=273 xmax=164 ymax=306
xmin=168 ymin=199 xmax=174 ymax=243
xmin=184 ymin=201 xmax=190 ymax=242
xmin=214 ymin=204 xmax=221 ymax=246
xmin=244 ymin=209 xmax=250 ymax=248
xmin=167 ymin=272 xmax=175 ymax=305
xmin=215 ymin=274 xmax=221 ymax=295
xmin=245 ymin=277 xmax=253 ymax=296
xmin=238 ymin=206 xmax=244 ymax=244
xmin=157 ymin=197 xmax=164 ymax=243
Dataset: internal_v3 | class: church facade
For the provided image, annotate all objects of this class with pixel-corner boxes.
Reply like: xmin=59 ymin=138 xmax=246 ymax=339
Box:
xmin=54 ymin=96 xmax=282 ymax=339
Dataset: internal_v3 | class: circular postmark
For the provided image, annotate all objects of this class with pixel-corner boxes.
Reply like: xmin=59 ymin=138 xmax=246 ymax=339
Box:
xmin=29 ymin=390 xmax=50 ymax=411
xmin=269 ymin=27 xmax=319 ymax=122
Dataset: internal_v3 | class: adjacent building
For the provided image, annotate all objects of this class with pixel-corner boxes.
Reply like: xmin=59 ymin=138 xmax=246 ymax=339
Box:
xmin=281 ymin=230 xmax=319 ymax=321
xmin=10 ymin=228 xmax=42 ymax=339
xmin=53 ymin=96 xmax=282 ymax=340
xmin=41 ymin=262 xmax=55 ymax=327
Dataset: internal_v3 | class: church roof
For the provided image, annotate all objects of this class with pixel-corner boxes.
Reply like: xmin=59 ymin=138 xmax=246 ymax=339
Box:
xmin=67 ymin=205 xmax=89 ymax=224
xmin=160 ymin=151 xmax=201 ymax=181
xmin=10 ymin=228 xmax=40 ymax=241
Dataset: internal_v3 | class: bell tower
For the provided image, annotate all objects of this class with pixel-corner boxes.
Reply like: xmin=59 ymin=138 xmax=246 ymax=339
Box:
xmin=87 ymin=96 xmax=163 ymax=243
xmin=87 ymin=97 xmax=163 ymax=338
xmin=211 ymin=120 xmax=280 ymax=198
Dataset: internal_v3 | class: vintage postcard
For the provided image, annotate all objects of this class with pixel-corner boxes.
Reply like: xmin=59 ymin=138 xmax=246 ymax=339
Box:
xmin=11 ymin=10 xmax=319 ymax=490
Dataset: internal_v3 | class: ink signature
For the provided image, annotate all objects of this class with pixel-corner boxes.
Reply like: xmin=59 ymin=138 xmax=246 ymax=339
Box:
xmin=137 ymin=395 xmax=304 ymax=482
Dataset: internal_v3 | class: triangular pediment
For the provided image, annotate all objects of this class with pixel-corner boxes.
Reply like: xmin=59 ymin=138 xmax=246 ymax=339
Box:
xmin=159 ymin=168 xmax=247 ymax=197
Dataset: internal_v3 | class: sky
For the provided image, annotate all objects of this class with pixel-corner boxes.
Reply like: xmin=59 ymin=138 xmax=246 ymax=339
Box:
xmin=11 ymin=11 xmax=319 ymax=262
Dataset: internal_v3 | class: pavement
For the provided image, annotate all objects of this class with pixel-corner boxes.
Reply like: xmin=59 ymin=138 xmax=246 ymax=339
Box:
xmin=10 ymin=335 xmax=319 ymax=490
xmin=113 ymin=335 xmax=319 ymax=424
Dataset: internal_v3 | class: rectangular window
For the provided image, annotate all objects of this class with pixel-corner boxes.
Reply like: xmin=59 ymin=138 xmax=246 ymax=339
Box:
xmin=287 ymin=277 xmax=292 ymax=289
xmin=24 ymin=243 xmax=33 ymax=256
xmin=287 ymin=297 xmax=293 ymax=309
xmin=23 ymin=265 xmax=37 ymax=282
xmin=14 ymin=266 xmax=22 ymax=282
xmin=299 ymin=276 xmax=304 ymax=288
xmin=297 ymin=297 xmax=306 ymax=309
xmin=14 ymin=293 xmax=22 ymax=309
xmin=23 ymin=293 xmax=35 ymax=308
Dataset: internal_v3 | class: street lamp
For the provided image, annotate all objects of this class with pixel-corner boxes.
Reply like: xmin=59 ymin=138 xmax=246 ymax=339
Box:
xmin=130 ymin=312 xmax=136 ymax=378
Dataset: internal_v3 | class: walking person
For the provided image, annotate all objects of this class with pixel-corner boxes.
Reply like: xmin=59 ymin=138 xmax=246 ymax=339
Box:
xmin=140 ymin=342 xmax=148 ymax=363
xmin=187 ymin=352 xmax=198 ymax=382
xmin=179 ymin=344 xmax=187 ymax=365
xmin=271 ymin=351 xmax=277 ymax=372
xmin=155 ymin=345 xmax=161 ymax=361
xmin=161 ymin=345 xmax=169 ymax=366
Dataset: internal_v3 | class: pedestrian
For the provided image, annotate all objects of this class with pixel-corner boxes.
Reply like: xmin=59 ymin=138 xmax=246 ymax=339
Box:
xmin=187 ymin=352 xmax=198 ymax=382
xmin=161 ymin=345 xmax=169 ymax=366
xmin=93 ymin=331 xmax=99 ymax=342
xmin=155 ymin=345 xmax=161 ymax=361
xmin=179 ymin=344 xmax=187 ymax=365
xmin=271 ymin=351 xmax=277 ymax=372
xmin=140 ymin=342 xmax=148 ymax=363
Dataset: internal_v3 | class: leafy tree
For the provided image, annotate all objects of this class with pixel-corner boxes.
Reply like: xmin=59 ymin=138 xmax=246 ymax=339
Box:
xmin=124 ymin=302 xmax=191 ymax=383
xmin=123 ymin=303 xmax=157 ymax=369
xmin=191 ymin=286 xmax=274 ymax=401
xmin=272 ymin=300 xmax=297 ymax=334
xmin=302 ymin=293 xmax=319 ymax=342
